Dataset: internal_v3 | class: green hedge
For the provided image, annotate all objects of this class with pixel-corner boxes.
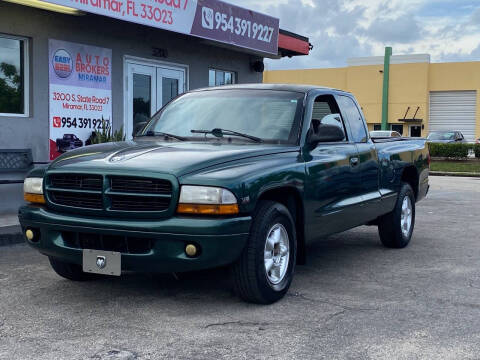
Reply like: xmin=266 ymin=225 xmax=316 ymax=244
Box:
xmin=474 ymin=144 xmax=480 ymax=158
xmin=428 ymin=143 xmax=477 ymax=159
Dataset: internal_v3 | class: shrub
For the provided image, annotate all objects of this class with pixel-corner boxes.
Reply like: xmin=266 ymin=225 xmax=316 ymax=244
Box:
xmin=474 ymin=144 xmax=480 ymax=159
xmin=428 ymin=143 xmax=471 ymax=159
xmin=89 ymin=121 xmax=125 ymax=145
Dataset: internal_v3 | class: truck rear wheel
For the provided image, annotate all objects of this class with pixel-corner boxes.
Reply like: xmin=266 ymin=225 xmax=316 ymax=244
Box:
xmin=231 ymin=201 xmax=296 ymax=304
xmin=49 ymin=257 xmax=92 ymax=281
xmin=378 ymin=183 xmax=416 ymax=248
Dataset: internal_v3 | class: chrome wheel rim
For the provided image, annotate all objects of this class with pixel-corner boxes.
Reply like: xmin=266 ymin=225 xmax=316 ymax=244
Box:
xmin=401 ymin=196 xmax=413 ymax=238
xmin=264 ymin=224 xmax=290 ymax=285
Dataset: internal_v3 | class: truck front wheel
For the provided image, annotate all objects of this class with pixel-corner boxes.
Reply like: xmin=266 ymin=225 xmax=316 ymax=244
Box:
xmin=378 ymin=183 xmax=416 ymax=248
xmin=231 ymin=201 xmax=297 ymax=304
xmin=49 ymin=257 xmax=93 ymax=281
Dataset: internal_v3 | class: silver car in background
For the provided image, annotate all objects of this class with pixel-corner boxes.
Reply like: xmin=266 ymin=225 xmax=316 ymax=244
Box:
xmin=427 ymin=131 xmax=466 ymax=143
xmin=370 ymin=130 xmax=402 ymax=138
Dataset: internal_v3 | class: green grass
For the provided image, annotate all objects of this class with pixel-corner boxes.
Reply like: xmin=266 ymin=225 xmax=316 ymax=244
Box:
xmin=431 ymin=161 xmax=480 ymax=174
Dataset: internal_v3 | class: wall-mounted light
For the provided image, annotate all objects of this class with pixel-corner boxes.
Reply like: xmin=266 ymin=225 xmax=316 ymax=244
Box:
xmin=251 ymin=60 xmax=265 ymax=73
xmin=4 ymin=0 xmax=84 ymax=15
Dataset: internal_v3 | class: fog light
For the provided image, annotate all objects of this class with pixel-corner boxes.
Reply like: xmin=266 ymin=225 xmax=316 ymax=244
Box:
xmin=185 ymin=244 xmax=198 ymax=257
xmin=25 ymin=229 xmax=35 ymax=241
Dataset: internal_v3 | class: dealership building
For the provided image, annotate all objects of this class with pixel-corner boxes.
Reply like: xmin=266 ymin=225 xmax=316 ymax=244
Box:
xmin=0 ymin=0 xmax=310 ymax=213
xmin=265 ymin=53 xmax=480 ymax=141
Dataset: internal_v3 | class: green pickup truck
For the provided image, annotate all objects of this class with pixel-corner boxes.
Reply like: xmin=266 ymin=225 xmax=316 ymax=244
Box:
xmin=19 ymin=84 xmax=429 ymax=304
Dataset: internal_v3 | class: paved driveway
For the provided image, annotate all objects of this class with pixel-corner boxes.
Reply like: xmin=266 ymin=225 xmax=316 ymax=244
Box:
xmin=1 ymin=176 xmax=480 ymax=360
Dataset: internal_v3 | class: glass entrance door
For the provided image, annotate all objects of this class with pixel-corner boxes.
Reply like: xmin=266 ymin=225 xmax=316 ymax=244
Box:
xmin=127 ymin=63 xmax=156 ymax=139
xmin=409 ymin=125 xmax=422 ymax=137
xmin=157 ymin=68 xmax=184 ymax=108
xmin=126 ymin=60 xmax=185 ymax=139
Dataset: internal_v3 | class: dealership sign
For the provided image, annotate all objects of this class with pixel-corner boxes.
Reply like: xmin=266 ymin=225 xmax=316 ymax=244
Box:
xmin=49 ymin=39 xmax=112 ymax=160
xmin=39 ymin=0 xmax=279 ymax=55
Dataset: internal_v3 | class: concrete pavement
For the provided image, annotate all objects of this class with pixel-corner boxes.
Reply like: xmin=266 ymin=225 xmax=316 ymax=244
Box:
xmin=0 ymin=212 xmax=21 ymax=246
xmin=1 ymin=176 xmax=480 ymax=359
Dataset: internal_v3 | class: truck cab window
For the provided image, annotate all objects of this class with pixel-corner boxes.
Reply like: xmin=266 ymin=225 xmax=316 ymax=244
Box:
xmin=337 ymin=95 xmax=368 ymax=143
xmin=311 ymin=95 xmax=347 ymax=141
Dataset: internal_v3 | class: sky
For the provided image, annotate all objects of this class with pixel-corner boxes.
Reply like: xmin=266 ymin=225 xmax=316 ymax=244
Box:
xmin=227 ymin=0 xmax=480 ymax=70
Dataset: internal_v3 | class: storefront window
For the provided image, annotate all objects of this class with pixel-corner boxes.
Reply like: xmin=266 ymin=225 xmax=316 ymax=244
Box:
xmin=391 ymin=124 xmax=404 ymax=135
xmin=0 ymin=35 xmax=28 ymax=116
xmin=209 ymin=69 xmax=236 ymax=86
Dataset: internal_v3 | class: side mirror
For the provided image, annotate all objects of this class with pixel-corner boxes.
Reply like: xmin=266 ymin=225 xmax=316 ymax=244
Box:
xmin=307 ymin=124 xmax=345 ymax=148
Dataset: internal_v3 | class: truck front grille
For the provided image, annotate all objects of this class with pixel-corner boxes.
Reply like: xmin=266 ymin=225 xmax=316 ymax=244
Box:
xmin=50 ymin=174 xmax=102 ymax=191
xmin=50 ymin=191 xmax=103 ymax=209
xmin=46 ymin=173 xmax=174 ymax=214
xmin=110 ymin=176 xmax=172 ymax=194
xmin=62 ymin=231 xmax=153 ymax=254
xmin=109 ymin=195 xmax=171 ymax=212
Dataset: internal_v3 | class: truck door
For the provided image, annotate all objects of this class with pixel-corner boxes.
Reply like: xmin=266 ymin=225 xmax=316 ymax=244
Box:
xmin=304 ymin=94 xmax=363 ymax=240
xmin=336 ymin=95 xmax=381 ymax=222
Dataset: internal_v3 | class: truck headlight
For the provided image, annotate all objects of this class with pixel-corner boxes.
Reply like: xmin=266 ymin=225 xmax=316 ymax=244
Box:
xmin=24 ymin=177 xmax=45 ymax=204
xmin=177 ymin=185 xmax=239 ymax=215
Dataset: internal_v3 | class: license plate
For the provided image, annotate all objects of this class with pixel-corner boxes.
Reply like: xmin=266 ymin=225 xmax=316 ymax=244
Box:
xmin=82 ymin=249 xmax=121 ymax=276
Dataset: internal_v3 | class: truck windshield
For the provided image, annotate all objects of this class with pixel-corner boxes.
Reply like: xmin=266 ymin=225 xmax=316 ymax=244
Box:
xmin=143 ymin=89 xmax=305 ymax=144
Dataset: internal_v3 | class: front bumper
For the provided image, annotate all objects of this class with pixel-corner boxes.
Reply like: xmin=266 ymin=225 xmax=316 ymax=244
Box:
xmin=18 ymin=205 xmax=251 ymax=273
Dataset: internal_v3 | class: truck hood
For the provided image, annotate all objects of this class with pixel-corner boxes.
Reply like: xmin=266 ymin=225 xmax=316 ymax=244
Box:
xmin=48 ymin=139 xmax=299 ymax=177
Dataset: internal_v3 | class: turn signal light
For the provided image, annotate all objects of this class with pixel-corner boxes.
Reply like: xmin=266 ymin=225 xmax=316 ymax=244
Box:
xmin=177 ymin=203 xmax=239 ymax=215
xmin=24 ymin=193 xmax=46 ymax=204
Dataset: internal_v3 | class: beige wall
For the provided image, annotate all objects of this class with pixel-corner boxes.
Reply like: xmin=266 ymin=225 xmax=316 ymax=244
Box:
xmin=264 ymin=60 xmax=480 ymax=138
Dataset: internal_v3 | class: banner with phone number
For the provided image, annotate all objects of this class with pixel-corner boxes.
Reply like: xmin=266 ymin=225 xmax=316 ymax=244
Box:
xmin=39 ymin=0 xmax=279 ymax=55
xmin=49 ymin=39 xmax=112 ymax=160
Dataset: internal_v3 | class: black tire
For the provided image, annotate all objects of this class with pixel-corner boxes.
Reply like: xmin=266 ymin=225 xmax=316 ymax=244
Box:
xmin=48 ymin=257 xmax=92 ymax=281
xmin=232 ymin=200 xmax=297 ymax=304
xmin=378 ymin=183 xmax=416 ymax=248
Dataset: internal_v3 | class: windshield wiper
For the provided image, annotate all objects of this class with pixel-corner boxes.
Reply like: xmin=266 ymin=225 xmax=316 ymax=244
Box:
xmin=190 ymin=128 xmax=262 ymax=143
xmin=140 ymin=131 xmax=187 ymax=141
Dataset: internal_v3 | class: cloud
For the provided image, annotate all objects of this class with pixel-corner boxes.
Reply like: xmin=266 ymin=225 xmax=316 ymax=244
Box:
xmin=364 ymin=16 xmax=422 ymax=44
xmin=227 ymin=0 xmax=480 ymax=69
xmin=471 ymin=7 xmax=480 ymax=24
xmin=260 ymin=0 xmax=372 ymax=69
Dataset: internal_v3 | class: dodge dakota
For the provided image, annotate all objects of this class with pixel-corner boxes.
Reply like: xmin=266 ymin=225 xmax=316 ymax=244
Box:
xmin=19 ymin=84 xmax=429 ymax=304
xmin=56 ymin=134 xmax=83 ymax=153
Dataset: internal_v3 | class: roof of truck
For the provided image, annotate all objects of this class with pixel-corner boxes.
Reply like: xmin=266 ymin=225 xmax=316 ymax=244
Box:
xmin=193 ymin=83 xmax=350 ymax=94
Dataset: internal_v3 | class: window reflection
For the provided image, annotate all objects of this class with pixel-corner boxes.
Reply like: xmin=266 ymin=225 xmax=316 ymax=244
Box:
xmin=162 ymin=77 xmax=178 ymax=106
xmin=133 ymin=73 xmax=151 ymax=134
xmin=0 ymin=36 xmax=25 ymax=114
xmin=209 ymin=69 xmax=236 ymax=87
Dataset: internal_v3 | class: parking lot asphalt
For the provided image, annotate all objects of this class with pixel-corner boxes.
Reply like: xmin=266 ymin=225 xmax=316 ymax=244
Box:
xmin=1 ymin=176 xmax=480 ymax=360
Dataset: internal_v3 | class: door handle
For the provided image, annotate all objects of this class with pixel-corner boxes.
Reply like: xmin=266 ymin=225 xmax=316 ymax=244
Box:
xmin=350 ymin=157 xmax=359 ymax=167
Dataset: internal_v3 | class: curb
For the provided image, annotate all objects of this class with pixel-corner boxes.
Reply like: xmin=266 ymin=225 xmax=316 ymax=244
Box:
xmin=0 ymin=225 xmax=24 ymax=247
xmin=430 ymin=171 xmax=480 ymax=178
xmin=431 ymin=157 xmax=479 ymax=162
xmin=0 ymin=234 xmax=24 ymax=247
